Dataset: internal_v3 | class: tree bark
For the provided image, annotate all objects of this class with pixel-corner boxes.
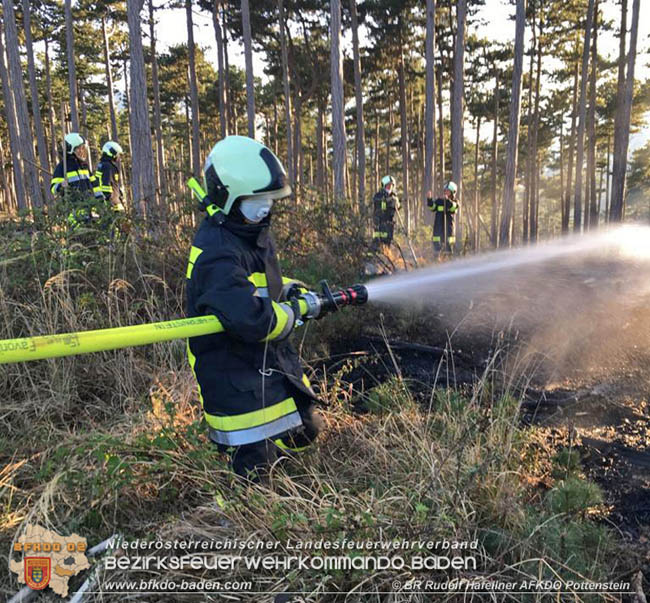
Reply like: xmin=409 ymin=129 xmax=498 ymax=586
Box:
xmin=241 ymin=0 xmax=255 ymax=138
xmin=149 ymin=0 xmax=167 ymax=199
xmin=22 ymin=0 xmax=50 ymax=175
xmin=127 ymin=0 xmax=155 ymax=215
xmin=610 ymin=0 xmax=639 ymax=222
xmin=0 ymin=24 xmax=26 ymax=209
xmin=564 ymin=61 xmax=579 ymax=233
xmin=490 ymin=69 xmax=499 ymax=247
xmin=424 ymin=0 xmax=436 ymax=199
xmin=587 ymin=2 xmax=599 ymax=229
xmin=473 ymin=114 xmax=481 ymax=250
xmin=186 ymin=0 xmax=201 ymax=178
xmin=64 ymin=0 xmax=79 ymax=131
xmin=499 ymin=0 xmax=526 ymax=247
xmin=436 ymin=62 xmax=445 ymax=186
xmin=2 ymin=0 xmax=42 ymax=207
xmin=573 ymin=0 xmax=595 ymax=232
xmin=212 ymin=0 xmax=227 ymax=137
xmin=278 ymin=0 xmax=293 ymax=182
xmin=451 ymin=0 xmax=466 ymax=198
xmin=330 ymin=0 xmax=346 ymax=200
xmin=398 ymin=35 xmax=409 ymax=231
xmin=529 ymin=7 xmax=543 ymax=242
xmin=102 ymin=16 xmax=119 ymax=141
xmin=350 ymin=0 xmax=366 ymax=213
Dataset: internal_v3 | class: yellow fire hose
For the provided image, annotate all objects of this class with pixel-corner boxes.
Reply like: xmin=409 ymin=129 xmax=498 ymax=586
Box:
xmin=0 ymin=316 xmax=225 ymax=365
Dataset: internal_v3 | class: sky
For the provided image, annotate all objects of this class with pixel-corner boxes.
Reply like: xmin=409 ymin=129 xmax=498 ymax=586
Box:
xmin=154 ymin=0 xmax=649 ymax=148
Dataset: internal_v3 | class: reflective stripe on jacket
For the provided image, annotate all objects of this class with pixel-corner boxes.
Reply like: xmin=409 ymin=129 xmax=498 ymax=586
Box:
xmin=50 ymin=154 xmax=95 ymax=196
xmin=94 ymin=155 xmax=124 ymax=210
xmin=186 ymin=213 xmax=317 ymax=447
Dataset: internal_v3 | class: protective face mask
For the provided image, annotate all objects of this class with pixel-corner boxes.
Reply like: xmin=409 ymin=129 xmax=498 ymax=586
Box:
xmin=239 ymin=198 xmax=274 ymax=223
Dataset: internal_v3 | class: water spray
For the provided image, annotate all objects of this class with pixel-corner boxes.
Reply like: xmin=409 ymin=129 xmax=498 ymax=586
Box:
xmin=0 ymin=281 xmax=369 ymax=365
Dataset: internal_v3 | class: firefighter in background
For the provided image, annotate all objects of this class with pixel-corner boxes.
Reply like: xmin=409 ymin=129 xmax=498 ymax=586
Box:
xmin=372 ymin=175 xmax=401 ymax=250
xmin=186 ymin=135 xmax=322 ymax=481
xmin=50 ymin=133 xmax=95 ymax=198
xmin=94 ymin=141 xmax=125 ymax=213
xmin=427 ymin=181 xmax=459 ymax=254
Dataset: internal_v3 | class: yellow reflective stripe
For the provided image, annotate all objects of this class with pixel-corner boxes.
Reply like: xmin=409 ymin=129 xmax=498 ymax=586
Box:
xmin=51 ymin=177 xmax=64 ymax=184
xmin=206 ymin=204 xmax=220 ymax=216
xmin=274 ymin=438 xmax=311 ymax=453
xmin=433 ymin=236 xmax=441 ymax=242
xmin=263 ymin=302 xmax=290 ymax=341
xmin=302 ymin=373 xmax=311 ymax=388
xmin=448 ymin=237 xmax=456 ymax=243
xmin=298 ymin=299 xmax=308 ymax=316
xmin=206 ymin=397 xmax=298 ymax=431
xmin=373 ymin=231 xmax=388 ymax=238
xmin=248 ymin=272 xmax=267 ymax=288
xmin=436 ymin=206 xmax=444 ymax=211
xmin=100 ymin=186 xmax=112 ymax=192
xmin=186 ymin=245 xmax=203 ymax=279
xmin=186 ymin=341 xmax=205 ymax=406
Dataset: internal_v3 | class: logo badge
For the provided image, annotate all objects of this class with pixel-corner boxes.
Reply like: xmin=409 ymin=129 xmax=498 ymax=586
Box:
xmin=25 ymin=557 xmax=51 ymax=590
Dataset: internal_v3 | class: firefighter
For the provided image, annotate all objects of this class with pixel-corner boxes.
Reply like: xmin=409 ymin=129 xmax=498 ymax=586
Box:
xmin=94 ymin=141 xmax=125 ymax=213
xmin=372 ymin=175 xmax=401 ymax=250
xmin=186 ymin=135 xmax=321 ymax=481
xmin=50 ymin=133 xmax=95 ymax=198
xmin=427 ymin=181 xmax=459 ymax=254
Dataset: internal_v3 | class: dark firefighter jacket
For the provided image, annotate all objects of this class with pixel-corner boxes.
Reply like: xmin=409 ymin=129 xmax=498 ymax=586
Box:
xmin=186 ymin=211 xmax=317 ymax=447
xmin=50 ymin=154 xmax=95 ymax=197
xmin=428 ymin=196 xmax=459 ymax=244
xmin=372 ymin=188 xmax=400 ymax=241
xmin=94 ymin=154 xmax=124 ymax=210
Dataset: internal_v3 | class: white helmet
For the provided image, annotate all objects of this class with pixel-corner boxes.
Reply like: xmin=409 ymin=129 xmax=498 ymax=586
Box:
xmin=102 ymin=141 xmax=123 ymax=158
xmin=65 ymin=132 xmax=86 ymax=154
xmin=203 ymin=136 xmax=291 ymax=216
xmin=381 ymin=175 xmax=395 ymax=187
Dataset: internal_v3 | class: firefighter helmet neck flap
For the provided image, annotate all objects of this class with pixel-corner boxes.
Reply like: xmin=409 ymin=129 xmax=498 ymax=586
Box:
xmin=203 ymin=136 xmax=291 ymax=221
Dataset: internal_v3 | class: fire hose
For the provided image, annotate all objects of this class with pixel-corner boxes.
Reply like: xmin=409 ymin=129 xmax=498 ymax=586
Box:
xmin=0 ymin=281 xmax=368 ymax=365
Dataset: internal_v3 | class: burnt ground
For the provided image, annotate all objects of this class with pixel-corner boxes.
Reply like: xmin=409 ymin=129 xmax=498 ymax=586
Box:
xmin=313 ymin=315 xmax=650 ymax=586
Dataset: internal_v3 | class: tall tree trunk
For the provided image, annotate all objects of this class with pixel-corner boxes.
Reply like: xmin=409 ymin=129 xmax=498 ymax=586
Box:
xmin=436 ymin=62 xmax=445 ymax=185
xmin=278 ymin=0 xmax=293 ymax=182
xmin=0 ymin=25 xmax=26 ymax=209
xmin=2 ymin=0 xmax=42 ymax=207
xmin=564 ymin=61 xmax=579 ymax=233
xmin=127 ymin=0 xmax=155 ymax=215
xmin=499 ymin=0 xmax=526 ymax=247
xmin=573 ymin=0 xmax=595 ymax=232
xmin=424 ymin=0 xmax=436 ymax=198
xmin=149 ymin=0 xmax=167 ymax=199
xmin=523 ymin=4 xmax=536 ymax=242
xmin=529 ymin=8 xmax=543 ymax=242
xmin=451 ymin=0 xmax=466 ymax=248
xmin=560 ymin=120 xmax=565 ymax=230
xmin=293 ymin=90 xmax=302 ymax=191
xmin=330 ymin=0 xmax=346 ymax=200
xmin=350 ymin=0 xmax=366 ymax=213
xmin=398 ymin=35 xmax=409 ymax=231
xmin=22 ymin=0 xmax=49 ymax=175
xmin=451 ymin=0 xmax=466 ymax=198
xmin=44 ymin=37 xmax=58 ymax=168
xmin=122 ymin=57 xmax=132 ymax=150
xmin=222 ymin=7 xmax=233 ymax=133
xmin=212 ymin=0 xmax=227 ymax=137
xmin=610 ymin=0 xmax=639 ymax=222
xmin=490 ymin=69 xmax=499 ymax=247
xmin=102 ymin=16 xmax=119 ymax=141
xmin=587 ymin=2 xmax=599 ymax=229
xmin=241 ymin=0 xmax=255 ymax=137
xmin=473 ymin=114 xmax=481 ymax=250
xmin=605 ymin=133 xmax=611 ymax=221
xmin=316 ymin=102 xmax=324 ymax=191
xmin=64 ymin=0 xmax=79 ymax=130
xmin=186 ymin=0 xmax=201 ymax=178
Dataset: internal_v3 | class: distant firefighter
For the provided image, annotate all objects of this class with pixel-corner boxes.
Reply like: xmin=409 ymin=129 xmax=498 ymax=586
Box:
xmin=372 ymin=175 xmax=401 ymax=250
xmin=427 ymin=181 xmax=459 ymax=253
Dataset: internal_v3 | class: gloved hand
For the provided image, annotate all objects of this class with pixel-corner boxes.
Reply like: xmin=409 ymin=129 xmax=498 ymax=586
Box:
xmin=280 ymin=280 xmax=309 ymax=302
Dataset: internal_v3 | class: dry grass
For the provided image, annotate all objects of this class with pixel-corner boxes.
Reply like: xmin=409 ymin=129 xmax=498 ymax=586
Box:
xmin=0 ymin=214 xmax=627 ymax=602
